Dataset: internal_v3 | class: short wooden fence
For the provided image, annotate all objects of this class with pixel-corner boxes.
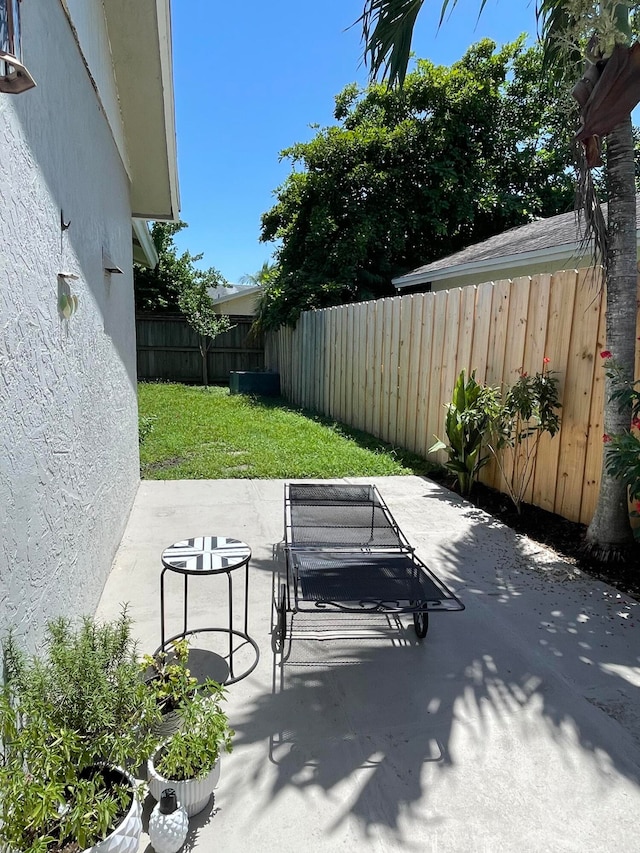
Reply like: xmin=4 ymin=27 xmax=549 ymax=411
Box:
xmin=136 ymin=314 xmax=264 ymax=384
xmin=265 ymin=269 xmax=640 ymax=526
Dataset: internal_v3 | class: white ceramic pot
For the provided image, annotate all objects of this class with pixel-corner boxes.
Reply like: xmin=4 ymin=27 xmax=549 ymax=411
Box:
xmin=147 ymin=752 xmax=220 ymax=817
xmin=152 ymin=707 xmax=183 ymax=739
xmin=86 ymin=768 xmax=142 ymax=853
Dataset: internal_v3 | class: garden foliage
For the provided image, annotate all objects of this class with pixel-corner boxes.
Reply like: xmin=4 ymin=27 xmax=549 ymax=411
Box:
xmin=153 ymin=684 xmax=234 ymax=782
xmin=258 ymin=38 xmax=577 ymax=328
xmin=0 ymin=609 xmax=159 ymax=852
xmin=486 ymin=364 xmax=561 ymax=513
xmin=433 ymin=363 xmax=561 ymax=512
xmin=429 ymin=370 xmax=500 ymax=495
xmin=601 ymin=355 xmax=640 ymax=537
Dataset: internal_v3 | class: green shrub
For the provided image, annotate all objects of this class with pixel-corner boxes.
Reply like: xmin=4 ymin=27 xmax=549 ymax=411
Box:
xmin=0 ymin=609 xmax=159 ymax=851
xmin=601 ymin=355 xmax=640 ymax=537
xmin=487 ymin=362 xmax=561 ymax=513
xmin=429 ymin=369 xmax=500 ymax=495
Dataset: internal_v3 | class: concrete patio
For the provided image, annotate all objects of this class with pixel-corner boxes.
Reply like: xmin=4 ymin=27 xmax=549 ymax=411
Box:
xmin=96 ymin=475 xmax=640 ymax=852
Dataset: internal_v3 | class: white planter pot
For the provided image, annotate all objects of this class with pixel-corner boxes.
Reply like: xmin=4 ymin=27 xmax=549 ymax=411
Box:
xmin=85 ymin=768 xmax=142 ymax=853
xmin=153 ymin=707 xmax=183 ymax=739
xmin=147 ymin=752 xmax=221 ymax=817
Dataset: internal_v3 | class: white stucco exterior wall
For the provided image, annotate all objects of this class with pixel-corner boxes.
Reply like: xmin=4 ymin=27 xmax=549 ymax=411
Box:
xmin=0 ymin=1 xmax=139 ymax=651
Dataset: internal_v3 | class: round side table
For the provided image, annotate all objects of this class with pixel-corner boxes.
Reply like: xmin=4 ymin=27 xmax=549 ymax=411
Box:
xmin=159 ymin=536 xmax=259 ymax=684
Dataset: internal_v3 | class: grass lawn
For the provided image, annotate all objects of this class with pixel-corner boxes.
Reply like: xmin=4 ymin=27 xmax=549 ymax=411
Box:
xmin=138 ymin=383 xmax=434 ymax=480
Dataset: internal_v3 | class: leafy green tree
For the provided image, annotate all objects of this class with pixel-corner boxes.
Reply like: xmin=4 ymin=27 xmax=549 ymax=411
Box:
xmin=133 ymin=221 xmax=231 ymax=386
xmin=134 ymin=222 xmax=227 ymax=314
xmin=240 ymin=261 xmax=282 ymax=335
xmin=360 ymin=1 xmax=640 ymax=557
xmin=177 ymin=282 xmax=231 ymax=387
xmin=259 ymin=38 xmax=576 ymax=329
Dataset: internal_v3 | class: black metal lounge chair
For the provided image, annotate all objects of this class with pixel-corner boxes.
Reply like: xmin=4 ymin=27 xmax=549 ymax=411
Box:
xmin=276 ymin=483 xmax=464 ymax=647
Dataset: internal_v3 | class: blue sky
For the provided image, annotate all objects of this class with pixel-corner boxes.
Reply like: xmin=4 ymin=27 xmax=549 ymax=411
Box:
xmin=171 ymin=1 xmax=539 ymax=284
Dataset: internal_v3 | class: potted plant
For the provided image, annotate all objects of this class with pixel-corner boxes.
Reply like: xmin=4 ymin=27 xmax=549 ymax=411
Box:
xmin=147 ymin=682 xmax=234 ymax=817
xmin=0 ymin=695 xmax=142 ymax=853
xmin=0 ymin=608 xmax=160 ymax=852
xmin=141 ymin=638 xmax=198 ymax=738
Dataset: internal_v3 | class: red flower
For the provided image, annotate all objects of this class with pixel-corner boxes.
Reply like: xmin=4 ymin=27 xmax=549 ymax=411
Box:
xmin=520 ymin=372 xmax=528 ymax=378
xmin=600 ymin=350 xmax=612 ymax=359
xmin=636 ymin=500 xmax=640 ymax=513
xmin=543 ymin=357 xmax=551 ymax=365
xmin=603 ymin=433 xmax=612 ymax=443
xmin=632 ymin=416 xmax=640 ymax=430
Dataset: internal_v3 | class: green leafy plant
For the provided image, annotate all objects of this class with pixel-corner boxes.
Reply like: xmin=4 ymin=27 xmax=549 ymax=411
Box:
xmin=3 ymin=607 xmax=160 ymax=770
xmin=141 ymin=638 xmax=198 ymax=715
xmin=0 ymin=688 xmax=135 ymax=852
xmin=139 ymin=413 xmax=157 ymax=445
xmin=429 ymin=369 xmax=500 ymax=495
xmin=0 ymin=609 xmax=158 ymax=852
xmin=153 ymin=683 xmax=234 ymax=782
xmin=601 ymin=354 xmax=640 ymax=538
xmin=486 ymin=361 xmax=561 ymax=513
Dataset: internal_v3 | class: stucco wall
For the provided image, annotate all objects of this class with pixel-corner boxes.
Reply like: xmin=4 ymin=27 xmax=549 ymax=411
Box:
xmin=0 ymin=1 xmax=139 ymax=651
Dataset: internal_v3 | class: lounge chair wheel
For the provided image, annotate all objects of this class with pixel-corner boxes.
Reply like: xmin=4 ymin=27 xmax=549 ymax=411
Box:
xmin=412 ymin=606 xmax=429 ymax=639
xmin=276 ymin=583 xmax=287 ymax=649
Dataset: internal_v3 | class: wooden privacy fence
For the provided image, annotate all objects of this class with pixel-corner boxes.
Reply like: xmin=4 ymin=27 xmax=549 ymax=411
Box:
xmin=265 ymin=268 xmax=640 ymax=526
xmin=136 ymin=314 xmax=264 ymax=384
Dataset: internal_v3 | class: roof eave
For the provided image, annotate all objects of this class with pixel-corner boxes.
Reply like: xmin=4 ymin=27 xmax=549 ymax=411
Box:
xmin=105 ymin=0 xmax=180 ymax=221
xmin=393 ymin=242 xmax=587 ymax=288
xmin=212 ymin=286 xmax=263 ymax=305
xmin=132 ymin=219 xmax=159 ymax=268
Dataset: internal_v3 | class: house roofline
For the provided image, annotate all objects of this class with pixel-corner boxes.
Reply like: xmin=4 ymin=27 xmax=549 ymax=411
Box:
xmin=132 ymin=219 xmax=158 ymax=268
xmin=155 ymin=0 xmax=180 ymax=221
xmin=103 ymin=0 xmax=180 ymax=221
xmin=392 ymin=242 xmax=585 ymax=288
xmin=212 ymin=285 xmax=262 ymax=305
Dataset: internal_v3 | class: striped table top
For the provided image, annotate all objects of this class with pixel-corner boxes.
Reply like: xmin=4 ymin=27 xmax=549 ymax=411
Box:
xmin=161 ymin=536 xmax=251 ymax=573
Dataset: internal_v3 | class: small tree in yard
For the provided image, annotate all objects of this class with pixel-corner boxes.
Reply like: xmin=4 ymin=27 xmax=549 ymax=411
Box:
xmin=134 ymin=221 xmax=231 ymax=386
xmin=486 ymin=362 xmax=562 ymax=514
xmin=178 ymin=280 xmax=231 ymax=387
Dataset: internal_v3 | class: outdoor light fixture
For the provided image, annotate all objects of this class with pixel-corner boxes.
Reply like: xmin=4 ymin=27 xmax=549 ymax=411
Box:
xmin=57 ymin=273 xmax=79 ymax=319
xmin=0 ymin=50 xmax=35 ymax=93
xmin=103 ymin=248 xmax=123 ymax=275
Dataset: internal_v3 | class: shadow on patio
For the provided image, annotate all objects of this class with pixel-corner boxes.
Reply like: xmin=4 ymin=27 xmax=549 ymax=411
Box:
xmin=98 ymin=476 xmax=640 ymax=852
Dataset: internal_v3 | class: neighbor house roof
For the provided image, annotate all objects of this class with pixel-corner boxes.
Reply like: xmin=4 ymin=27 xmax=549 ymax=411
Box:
xmin=393 ymin=198 xmax=640 ymax=290
xmin=210 ymin=285 xmax=262 ymax=315
xmin=211 ymin=285 xmax=261 ymax=303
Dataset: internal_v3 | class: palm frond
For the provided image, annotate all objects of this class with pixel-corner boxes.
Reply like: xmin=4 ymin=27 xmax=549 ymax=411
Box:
xmin=359 ymin=0 xmax=425 ymax=86
xmin=574 ymin=139 xmax=608 ymax=275
xmin=536 ymin=0 xmax=582 ymax=83
xmin=359 ymin=0 xmax=492 ymax=85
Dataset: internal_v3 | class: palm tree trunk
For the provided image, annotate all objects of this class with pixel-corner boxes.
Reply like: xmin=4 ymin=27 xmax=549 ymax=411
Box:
xmin=585 ymin=116 xmax=637 ymax=555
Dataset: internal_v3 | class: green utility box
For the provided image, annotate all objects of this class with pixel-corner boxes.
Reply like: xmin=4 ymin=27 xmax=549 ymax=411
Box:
xmin=229 ymin=371 xmax=281 ymax=396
